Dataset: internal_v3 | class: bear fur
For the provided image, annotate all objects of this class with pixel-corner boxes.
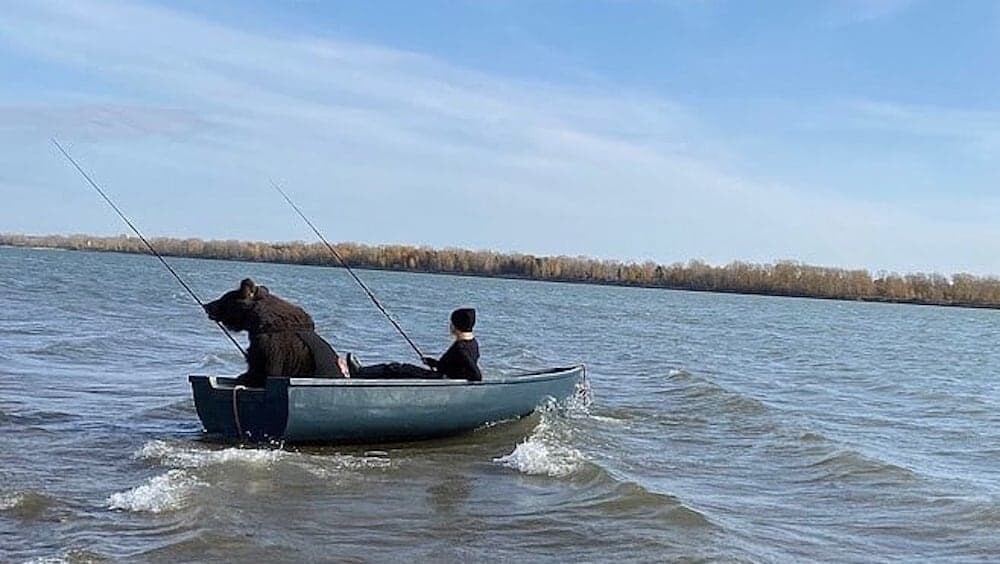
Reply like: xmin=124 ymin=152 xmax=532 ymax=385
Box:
xmin=204 ymin=278 xmax=342 ymax=387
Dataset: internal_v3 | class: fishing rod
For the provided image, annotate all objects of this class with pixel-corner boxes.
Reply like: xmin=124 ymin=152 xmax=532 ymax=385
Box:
xmin=270 ymin=179 xmax=425 ymax=360
xmin=51 ymin=138 xmax=248 ymax=360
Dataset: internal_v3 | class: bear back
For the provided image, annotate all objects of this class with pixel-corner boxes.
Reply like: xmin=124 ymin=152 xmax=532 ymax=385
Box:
xmin=245 ymin=288 xmax=315 ymax=335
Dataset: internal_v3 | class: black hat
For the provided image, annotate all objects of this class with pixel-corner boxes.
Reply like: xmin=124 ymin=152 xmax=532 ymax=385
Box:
xmin=450 ymin=308 xmax=476 ymax=332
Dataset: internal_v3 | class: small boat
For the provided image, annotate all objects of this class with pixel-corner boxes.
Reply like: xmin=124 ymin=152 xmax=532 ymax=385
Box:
xmin=188 ymin=365 xmax=587 ymax=443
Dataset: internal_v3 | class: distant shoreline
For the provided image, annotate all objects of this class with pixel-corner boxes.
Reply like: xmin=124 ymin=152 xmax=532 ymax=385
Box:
xmin=3 ymin=233 xmax=999 ymax=310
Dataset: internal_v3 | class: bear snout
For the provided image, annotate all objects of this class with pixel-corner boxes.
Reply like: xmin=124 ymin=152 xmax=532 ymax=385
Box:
xmin=203 ymin=302 xmax=218 ymax=319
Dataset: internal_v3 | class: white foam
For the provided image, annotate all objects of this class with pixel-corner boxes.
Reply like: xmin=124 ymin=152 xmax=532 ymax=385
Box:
xmin=566 ymin=379 xmax=594 ymax=414
xmin=136 ymin=440 xmax=285 ymax=469
xmin=294 ymin=454 xmax=392 ymax=478
xmin=494 ymin=418 xmax=584 ymax=478
xmin=588 ymin=414 xmax=625 ymax=425
xmin=195 ymin=353 xmax=228 ymax=369
xmin=0 ymin=493 xmax=22 ymax=510
xmin=136 ymin=440 xmax=391 ymax=478
xmin=107 ymin=470 xmax=202 ymax=513
xmin=24 ymin=557 xmax=69 ymax=564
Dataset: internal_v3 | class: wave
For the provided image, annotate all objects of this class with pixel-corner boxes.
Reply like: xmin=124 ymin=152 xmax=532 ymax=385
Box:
xmin=0 ymin=490 xmax=56 ymax=519
xmin=795 ymin=448 xmax=919 ymax=484
xmin=23 ymin=550 xmax=108 ymax=564
xmin=0 ymin=408 xmax=78 ymax=427
xmin=493 ymin=404 xmax=588 ymax=478
xmin=491 ymin=407 xmax=715 ymax=532
xmin=136 ymin=440 xmax=285 ymax=469
xmin=495 ymin=435 xmax=584 ymax=478
xmin=664 ymin=369 xmax=770 ymax=417
xmin=192 ymin=353 xmax=231 ymax=371
xmin=949 ymin=498 xmax=1000 ymax=528
xmin=140 ymin=399 xmax=196 ymax=420
xmin=576 ymin=478 xmax=714 ymax=529
xmin=135 ymin=439 xmax=392 ymax=478
xmin=24 ymin=557 xmax=70 ymax=564
xmin=107 ymin=470 xmax=203 ymax=513
xmin=25 ymin=337 xmax=120 ymax=361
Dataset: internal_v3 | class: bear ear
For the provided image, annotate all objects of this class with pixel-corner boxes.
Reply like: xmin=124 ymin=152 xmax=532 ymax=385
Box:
xmin=239 ymin=278 xmax=256 ymax=299
xmin=253 ymin=285 xmax=270 ymax=300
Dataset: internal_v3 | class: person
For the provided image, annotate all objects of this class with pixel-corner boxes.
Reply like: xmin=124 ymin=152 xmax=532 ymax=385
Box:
xmin=348 ymin=308 xmax=482 ymax=381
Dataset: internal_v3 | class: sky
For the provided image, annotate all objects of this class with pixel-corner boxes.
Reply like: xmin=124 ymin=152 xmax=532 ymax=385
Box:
xmin=1 ymin=0 xmax=999 ymax=274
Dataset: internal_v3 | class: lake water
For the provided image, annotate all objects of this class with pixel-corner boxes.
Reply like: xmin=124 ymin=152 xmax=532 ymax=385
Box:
xmin=2 ymin=246 xmax=999 ymax=562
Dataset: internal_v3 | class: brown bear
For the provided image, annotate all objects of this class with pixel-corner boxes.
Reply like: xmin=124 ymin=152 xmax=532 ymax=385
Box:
xmin=203 ymin=278 xmax=343 ymax=387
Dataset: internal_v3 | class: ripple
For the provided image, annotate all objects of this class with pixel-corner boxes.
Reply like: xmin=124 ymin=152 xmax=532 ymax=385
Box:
xmin=0 ymin=408 xmax=78 ymax=426
xmin=954 ymin=498 xmax=1000 ymax=527
xmin=25 ymin=338 xmax=117 ymax=361
xmin=141 ymin=399 xmax=196 ymax=421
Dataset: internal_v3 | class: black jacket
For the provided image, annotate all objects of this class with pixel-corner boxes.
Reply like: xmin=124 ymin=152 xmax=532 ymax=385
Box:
xmin=425 ymin=338 xmax=481 ymax=381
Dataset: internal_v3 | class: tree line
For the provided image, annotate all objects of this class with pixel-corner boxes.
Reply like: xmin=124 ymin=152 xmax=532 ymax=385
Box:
xmin=4 ymin=232 xmax=1000 ymax=308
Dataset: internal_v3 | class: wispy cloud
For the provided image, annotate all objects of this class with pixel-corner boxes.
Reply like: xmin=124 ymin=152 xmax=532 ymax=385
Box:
xmin=0 ymin=105 xmax=208 ymax=138
xmin=842 ymin=100 xmax=1000 ymax=160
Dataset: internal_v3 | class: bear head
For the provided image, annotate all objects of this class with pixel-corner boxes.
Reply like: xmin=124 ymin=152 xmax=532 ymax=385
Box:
xmin=203 ymin=278 xmax=271 ymax=332
xmin=204 ymin=278 xmax=314 ymax=335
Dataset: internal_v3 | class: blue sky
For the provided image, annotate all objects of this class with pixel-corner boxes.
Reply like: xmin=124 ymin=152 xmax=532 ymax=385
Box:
xmin=1 ymin=1 xmax=999 ymax=274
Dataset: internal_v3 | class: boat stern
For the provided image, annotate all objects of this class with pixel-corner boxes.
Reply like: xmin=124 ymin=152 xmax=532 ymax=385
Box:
xmin=188 ymin=375 xmax=290 ymax=442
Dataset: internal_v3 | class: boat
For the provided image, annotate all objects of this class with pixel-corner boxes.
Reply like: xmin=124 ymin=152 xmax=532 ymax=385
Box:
xmin=188 ymin=365 xmax=587 ymax=443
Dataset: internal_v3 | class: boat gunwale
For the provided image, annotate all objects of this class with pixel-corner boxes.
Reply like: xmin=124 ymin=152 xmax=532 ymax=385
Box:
xmin=189 ymin=365 xmax=584 ymax=390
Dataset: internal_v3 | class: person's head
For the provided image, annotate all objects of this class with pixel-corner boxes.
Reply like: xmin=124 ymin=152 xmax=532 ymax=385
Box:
xmin=449 ymin=308 xmax=476 ymax=336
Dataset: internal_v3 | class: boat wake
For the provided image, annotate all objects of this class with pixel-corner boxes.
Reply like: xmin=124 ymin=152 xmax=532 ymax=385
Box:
xmin=111 ymin=439 xmax=394 ymax=511
xmin=494 ymin=414 xmax=586 ymax=477
xmin=493 ymin=377 xmax=595 ymax=478
xmin=137 ymin=439 xmax=286 ymax=469
xmin=136 ymin=439 xmax=392 ymax=474
xmin=108 ymin=469 xmax=204 ymax=514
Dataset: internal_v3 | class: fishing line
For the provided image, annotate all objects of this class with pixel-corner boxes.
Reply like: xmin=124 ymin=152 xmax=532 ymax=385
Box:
xmin=51 ymin=138 xmax=248 ymax=359
xmin=270 ymin=179 xmax=425 ymax=360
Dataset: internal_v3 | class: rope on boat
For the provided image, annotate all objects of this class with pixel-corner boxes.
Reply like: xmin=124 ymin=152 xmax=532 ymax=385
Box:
xmin=232 ymin=385 xmax=246 ymax=439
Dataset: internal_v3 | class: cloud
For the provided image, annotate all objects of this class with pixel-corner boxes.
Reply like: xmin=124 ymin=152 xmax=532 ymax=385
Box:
xmin=842 ymin=100 xmax=1000 ymax=160
xmin=0 ymin=105 xmax=208 ymax=139
xmin=0 ymin=0 xmax=997 ymax=274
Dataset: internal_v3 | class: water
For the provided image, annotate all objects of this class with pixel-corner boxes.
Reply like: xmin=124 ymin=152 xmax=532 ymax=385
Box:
xmin=2 ymin=246 xmax=999 ymax=562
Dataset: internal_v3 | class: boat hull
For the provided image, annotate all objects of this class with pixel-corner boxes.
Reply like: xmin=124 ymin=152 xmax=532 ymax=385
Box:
xmin=188 ymin=365 xmax=585 ymax=443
